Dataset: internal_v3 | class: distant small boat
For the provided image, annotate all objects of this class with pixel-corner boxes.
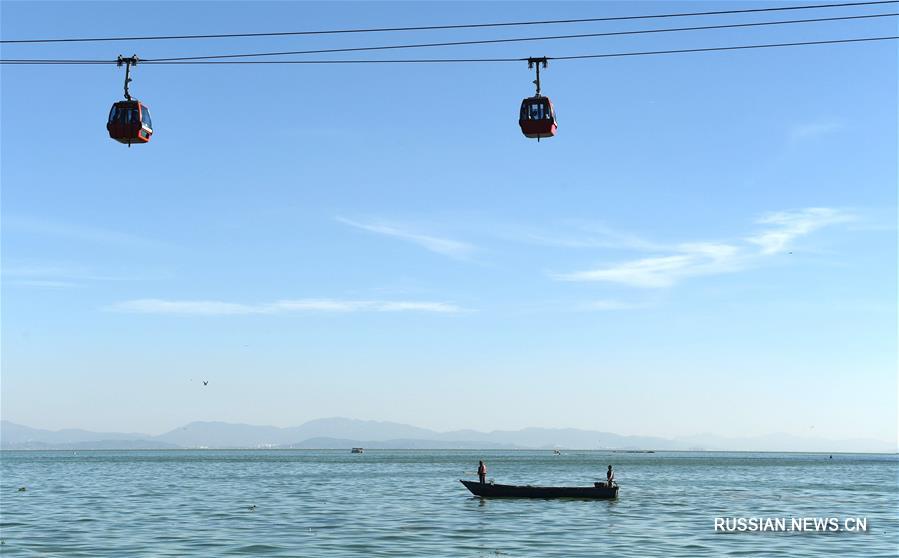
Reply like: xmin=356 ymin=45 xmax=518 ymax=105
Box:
xmin=350 ymin=447 xmax=364 ymax=454
xmin=553 ymin=449 xmax=561 ymax=455
xmin=460 ymin=480 xmax=618 ymax=499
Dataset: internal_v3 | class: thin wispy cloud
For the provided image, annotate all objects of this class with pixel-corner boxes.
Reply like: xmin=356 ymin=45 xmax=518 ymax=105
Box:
xmin=109 ymin=298 xmax=466 ymax=316
xmin=563 ymin=221 xmax=669 ymax=251
xmin=2 ymin=263 xmax=168 ymax=288
xmin=556 ymin=243 xmax=742 ymax=288
xmin=582 ymin=299 xmax=652 ymax=311
xmin=555 ymin=208 xmax=853 ymax=288
xmin=4 ymin=264 xmax=137 ymax=282
xmin=491 ymin=220 xmax=667 ymax=252
xmin=3 ymin=215 xmax=160 ymax=248
xmin=4 ymin=279 xmax=79 ymax=289
xmin=337 ymin=217 xmax=475 ymax=259
xmin=113 ymin=300 xmax=260 ymax=315
xmin=789 ymin=119 xmax=844 ymax=142
xmin=747 ymin=208 xmax=854 ymax=255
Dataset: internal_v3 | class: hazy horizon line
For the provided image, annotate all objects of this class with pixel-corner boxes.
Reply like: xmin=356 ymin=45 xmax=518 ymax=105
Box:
xmin=2 ymin=417 xmax=894 ymax=449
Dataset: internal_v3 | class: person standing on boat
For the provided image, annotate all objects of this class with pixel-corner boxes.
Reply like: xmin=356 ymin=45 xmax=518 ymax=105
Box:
xmin=606 ymin=465 xmax=614 ymax=487
xmin=477 ymin=461 xmax=487 ymax=484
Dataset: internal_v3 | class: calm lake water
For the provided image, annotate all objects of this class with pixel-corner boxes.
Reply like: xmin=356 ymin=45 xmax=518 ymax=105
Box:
xmin=1 ymin=450 xmax=896 ymax=557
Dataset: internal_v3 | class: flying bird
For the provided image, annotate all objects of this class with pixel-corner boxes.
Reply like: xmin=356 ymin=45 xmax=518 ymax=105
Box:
xmin=203 ymin=381 xmax=208 ymax=386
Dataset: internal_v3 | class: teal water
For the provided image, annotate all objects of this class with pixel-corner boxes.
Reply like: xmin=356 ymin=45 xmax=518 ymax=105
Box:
xmin=1 ymin=450 xmax=896 ymax=557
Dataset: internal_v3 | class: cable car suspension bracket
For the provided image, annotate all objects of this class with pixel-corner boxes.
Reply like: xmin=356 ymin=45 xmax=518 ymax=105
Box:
xmin=527 ymin=57 xmax=548 ymax=97
xmin=117 ymin=55 xmax=139 ymax=101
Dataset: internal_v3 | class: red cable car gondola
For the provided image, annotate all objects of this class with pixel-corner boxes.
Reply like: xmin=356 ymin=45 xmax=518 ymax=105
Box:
xmin=107 ymin=55 xmax=153 ymax=145
xmin=108 ymin=100 xmax=152 ymax=145
xmin=519 ymin=96 xmax=557 ymax=140
xmin=519 ymin=57 xmax=556 ymax=141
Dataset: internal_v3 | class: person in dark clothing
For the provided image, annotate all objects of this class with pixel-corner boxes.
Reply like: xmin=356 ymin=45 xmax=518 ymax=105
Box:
xmin=477 ymin=460 xmax=487 ymax=484
xmin=606 ymin=465 xmax=615 ymax=487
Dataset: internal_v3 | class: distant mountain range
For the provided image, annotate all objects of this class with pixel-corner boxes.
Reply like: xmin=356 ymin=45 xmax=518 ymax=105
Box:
xmin=1 ymin=418 xmax=894 ymax=452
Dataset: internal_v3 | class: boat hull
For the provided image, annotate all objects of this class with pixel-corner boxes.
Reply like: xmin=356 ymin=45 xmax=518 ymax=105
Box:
xmin=460 ymin=479 xmax=618 ymax=499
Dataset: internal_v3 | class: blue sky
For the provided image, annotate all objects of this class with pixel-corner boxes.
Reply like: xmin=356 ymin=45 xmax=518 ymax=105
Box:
xmin=1 ymin=1 xmax=896 ymax=447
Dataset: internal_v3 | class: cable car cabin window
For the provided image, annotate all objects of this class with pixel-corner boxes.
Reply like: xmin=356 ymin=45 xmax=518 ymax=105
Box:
xmin=141 ymin=106 xmax=152 ymax=128
xmin=110 ymin=105 xmax=125 ymax=124
xmin=521 ymin=100 xmax=553 ymax=121
xmin=109 ymin=105 xmax=136 ymax=125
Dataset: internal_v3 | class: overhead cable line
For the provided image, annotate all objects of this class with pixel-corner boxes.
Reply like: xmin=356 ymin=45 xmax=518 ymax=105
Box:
xmin=1 ymin=0 xmax=896 ymax=44
xmin=141 ymin=13 xmax=899 ymax=62
xmin=2 ymin=13 xmax=896 ymax=64
xmin=2 ymin=36 xmax=895 ymax=65
xmin=548 ymin=34 xmax=899 ymax=59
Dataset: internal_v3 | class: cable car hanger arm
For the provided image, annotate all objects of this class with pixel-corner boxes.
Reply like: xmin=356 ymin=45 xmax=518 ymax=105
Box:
xmin=527 ymin=57 xmax=548 ymax=96
xmin=117 ymin=55 xmax=139 ymax=100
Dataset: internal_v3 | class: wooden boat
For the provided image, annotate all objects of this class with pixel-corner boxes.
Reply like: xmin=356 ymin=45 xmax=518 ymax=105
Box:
xmin=460 ymin=479 xmax=618 ymax=499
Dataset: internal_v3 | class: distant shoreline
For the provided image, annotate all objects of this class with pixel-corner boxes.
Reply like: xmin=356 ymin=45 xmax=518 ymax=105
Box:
xmin=1 ymin=448 xmax=896 ymax=455
xmin=4 ymin=418 xmax=894 ymax=453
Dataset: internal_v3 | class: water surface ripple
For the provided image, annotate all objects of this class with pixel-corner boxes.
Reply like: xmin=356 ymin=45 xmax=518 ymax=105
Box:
xmin=1 ymin=450 xmax=896 ymax=556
